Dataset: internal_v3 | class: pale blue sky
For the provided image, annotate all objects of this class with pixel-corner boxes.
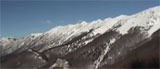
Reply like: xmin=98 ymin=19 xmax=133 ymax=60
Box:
xmin=1 ymin=0 xmax=160 ymax=38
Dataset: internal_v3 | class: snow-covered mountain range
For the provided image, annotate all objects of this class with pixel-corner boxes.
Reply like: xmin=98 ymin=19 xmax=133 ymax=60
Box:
xmin=0 ymin=6 xmax=160 ymax=69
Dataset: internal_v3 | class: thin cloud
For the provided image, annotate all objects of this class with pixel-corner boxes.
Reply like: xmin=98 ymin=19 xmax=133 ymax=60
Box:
xmin=42 ymin=20 xmax=52 ymax=25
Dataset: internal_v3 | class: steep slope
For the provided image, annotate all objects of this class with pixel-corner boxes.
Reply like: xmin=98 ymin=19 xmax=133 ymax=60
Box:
xmin=0 ymin=6 xmax=160 ymax=69
xmin=99 ymin=29 xmax=160 ymax=68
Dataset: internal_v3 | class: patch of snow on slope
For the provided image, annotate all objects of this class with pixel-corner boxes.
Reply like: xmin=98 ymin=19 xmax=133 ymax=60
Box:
xmin=94 ymin=38 xmax=116 ymax=69
xmin=49 ymin=58 xmax=69 ymax=69
xmin=147 ymin=6 xmax=160 ymax=36
xmin=148 ymin=17 xmax=160 ymax=36
xmin=84 ymin=39 xmax=94 ymax=44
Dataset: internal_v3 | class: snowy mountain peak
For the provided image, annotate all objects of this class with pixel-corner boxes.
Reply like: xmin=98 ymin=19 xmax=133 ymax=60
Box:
xmin=80 ymin=21 xmax=88 ymax=25
xmin=30 ymin=33 xmax=42 ymax=38
xmin=116 ymin=6 xmax=160 ymax=35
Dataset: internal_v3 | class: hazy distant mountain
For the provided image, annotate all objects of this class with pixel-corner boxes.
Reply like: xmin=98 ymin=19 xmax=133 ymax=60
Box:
xmin=0 ymin=6 xmax=160 ymax=69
